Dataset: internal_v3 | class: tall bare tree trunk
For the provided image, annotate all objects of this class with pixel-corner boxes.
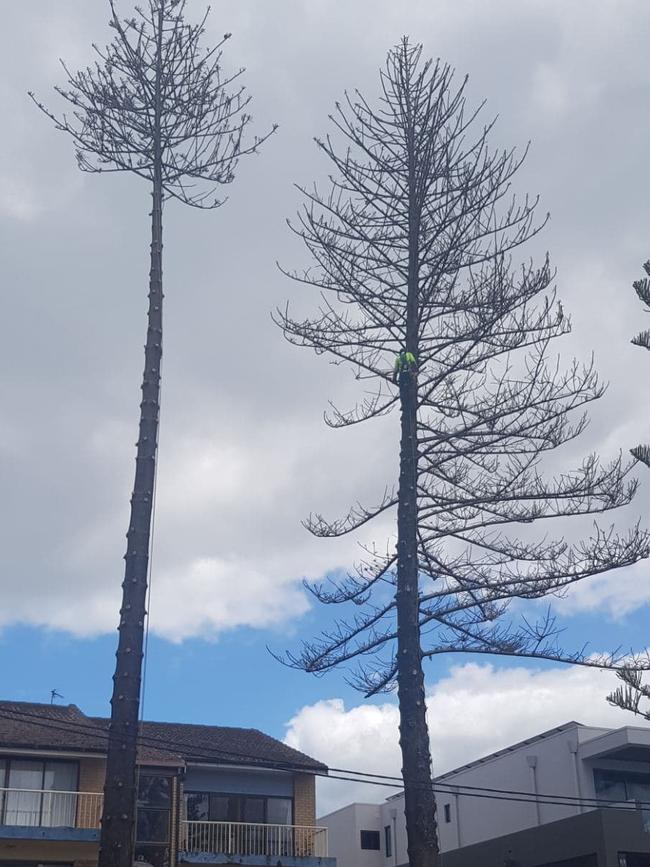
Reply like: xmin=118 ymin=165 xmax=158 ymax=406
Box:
xmin=99 ymin=19 xmax=164 ymax=867
xmin=35 ymin=3 xmax=272 ymax=866
xmin=395 ymin=150 xmax=439 ymax=867
xmin=99 ymin=169 xmax=163 ymax=867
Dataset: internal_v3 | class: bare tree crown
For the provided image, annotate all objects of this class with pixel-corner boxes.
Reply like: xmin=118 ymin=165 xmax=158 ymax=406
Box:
xmin=276 ymin=39 xmax=650 ymax=695
xmin=606 ymin=260 xmax=650 ymax=717
xmin=30 ymin=0 xmax=276 ymax=208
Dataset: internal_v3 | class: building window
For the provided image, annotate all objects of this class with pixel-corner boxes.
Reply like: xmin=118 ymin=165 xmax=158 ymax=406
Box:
xmin=135 ymin=771 xmax=173 ymax=867
xmin=0 ymin=758 xmax=78 ymax=827
xmin=384 ymin=825 xmax=392 ymax=857
xmin=185 ymin=792 xmax=293 ymax=825
xmin=594 ymin=769 xmax=650 ymax=804
xmin=443 ymin=803 xmax=451 ymax=823
xmin=360 ymin=830 xmax=381 ymax=850
xmin=619 ymin=855 xmax=650 ymax=867
xmin=184 ymin=792 xmax=296 ymax=857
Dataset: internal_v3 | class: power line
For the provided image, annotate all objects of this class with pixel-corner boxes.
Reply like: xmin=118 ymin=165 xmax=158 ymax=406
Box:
xmin=0 ymin=705 xmax=648 ymax=813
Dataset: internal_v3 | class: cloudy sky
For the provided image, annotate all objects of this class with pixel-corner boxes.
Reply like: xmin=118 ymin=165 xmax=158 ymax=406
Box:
xmin=2 ymin=0 xmax=650 ymax=816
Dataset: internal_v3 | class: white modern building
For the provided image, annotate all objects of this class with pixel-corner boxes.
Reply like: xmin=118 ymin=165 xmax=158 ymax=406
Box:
xmin=320 ymin=721 xmax=650 ymax=867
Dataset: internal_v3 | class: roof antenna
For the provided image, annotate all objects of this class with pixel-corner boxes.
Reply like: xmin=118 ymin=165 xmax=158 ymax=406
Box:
xmin=50 ymin=689 xmax=63 ymax=705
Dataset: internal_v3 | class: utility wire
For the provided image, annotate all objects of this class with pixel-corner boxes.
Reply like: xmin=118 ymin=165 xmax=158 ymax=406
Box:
xmin=0 ymin=706 xmax=648 ymax=812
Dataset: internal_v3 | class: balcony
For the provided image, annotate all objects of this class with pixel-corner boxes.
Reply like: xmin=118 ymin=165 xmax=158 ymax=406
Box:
xmin=0 ymin=788 xmax=102 ymax=841
xmin=180 ymin=820 xmax=333 ymax=866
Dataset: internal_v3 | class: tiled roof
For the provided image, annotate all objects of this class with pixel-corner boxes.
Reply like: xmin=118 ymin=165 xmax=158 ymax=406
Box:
xmin=0 ymin=701 xmax=107 ymax=754
xmin=135 ymin=719 xmax=327 ymax=771
xmin=0 ymin=701 xmax=326 ymax=772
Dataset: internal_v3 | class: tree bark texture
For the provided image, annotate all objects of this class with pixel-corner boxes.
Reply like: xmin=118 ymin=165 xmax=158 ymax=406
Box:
xmin=397 ymin=367 xmax=439 ymax=867
xmin=98 ymin=12 xmax=164 ymax=867
xmin=98 ymin=170 xmax=163 ymax=867
xmin=395 ymin=151 xmax=440 ymax=867
xmin=98 ymin=168 xmax=163 ymax=867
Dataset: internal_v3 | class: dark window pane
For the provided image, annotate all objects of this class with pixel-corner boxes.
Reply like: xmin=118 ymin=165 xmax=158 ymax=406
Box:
xmin=444 ymin=803 xmax=451 ymax=823
xmin=43 ymin=762 xmax=76 ymax=792
xmin=134 ymin=844 xmax=170 ymax=867
xmin=138 ymin=775 xmax=171 ymax=807
xmin=628 ymin=780 xmax=650 ymax=804
xmin=137 ymin=808 xmax=170 ymax=843
xmin=243 ymin=797 xmax=265 ymax=823
xmin=209 ymin=795 xmax=230 ymax=822
xmin=267 ymin=798 xmax=292 ymax=825
xmin=360 ymin=830 xmax=380 ymax=850
xmin=594 ymin=768 xmax=650 ymax=804
xmin=594 ymin=770 xmax=626 ymax=801
xmin=384 ymin=825 xmax=392 ymax=857
xmin=622 ymin=855 xmax=650 ymax=867
xmin=186 ymin=792 xmax=209 ymax=821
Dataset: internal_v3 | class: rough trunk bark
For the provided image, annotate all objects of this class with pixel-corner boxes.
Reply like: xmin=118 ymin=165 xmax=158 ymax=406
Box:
xmin=98 ymin=11 xmax=164 ymax=867
xmin=98 ymin=168 xmax=163 ymax=867
xmin=395 ymin=165 xmax=440 ymax=867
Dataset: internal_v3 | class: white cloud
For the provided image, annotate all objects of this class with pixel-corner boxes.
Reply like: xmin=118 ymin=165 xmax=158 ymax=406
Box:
xmin=2 ymin=0 xmax=650 ymax=643
xmin=285 ymin=662 xmax=637 ymax=816
xmin=150 ymin=556 xmax=310 ymax=642
xmin=560 ymin=559 xmax=650 ymax=620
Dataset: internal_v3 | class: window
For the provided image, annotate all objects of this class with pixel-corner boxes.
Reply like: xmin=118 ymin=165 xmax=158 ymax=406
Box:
xmin=384 ymin=825 xmax=392 ymax=858
xmin=360 ymin=830 xmax=381 ymax=850
xmin=242 ymin=798 xmax=265 ymax=823
xmin=185 ymin=793 xmax=293 ymax=825
xmin=620 ymin=856 xmax=650 ymax=867
xmin=267 ymin=798 xmax=292 ymax=825
xmin=0 ymin=759 xmax=78 ymax=827
xmin=135 ymin=772 xmax=173 ymax=864
xmin=443 ymin=803 xmax=451 ymax=823
xmin=184 ymin=792 xmax=295 ymax=857
xmin=594 ymin=769 xmax=650 ymax=804
xmin=185 ymin=792 xmax=209 ymax=821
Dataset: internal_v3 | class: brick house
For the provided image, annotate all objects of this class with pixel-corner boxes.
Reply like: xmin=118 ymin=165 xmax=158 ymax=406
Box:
xmin=0 ymin=701 xmax=334 ymax=867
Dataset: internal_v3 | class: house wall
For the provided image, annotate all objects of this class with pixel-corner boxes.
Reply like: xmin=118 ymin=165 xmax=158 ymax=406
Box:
xmin=0 ymin=836 xmax=98 ymax=865
xmin=184 ymin=766 xmax=294 ymax=797
xmin=321 ymin=723 xmax=650 ymax=864
xmin=435 ymin=723 xmax=617 ymax=850
xmin=319 ymin=803 xmax=383 ymax=867
xmin=294 ymin=774 xmax=316 ymax=827
xmin=440 ymin=807 xmax=650 ymax=867
xmin=183 ymin=766 xmax=318 ymax=827
xmin=78 ymin=757 xmax=106 ymax=794
xmin=379 ymin=796 xmax=407 ymax=867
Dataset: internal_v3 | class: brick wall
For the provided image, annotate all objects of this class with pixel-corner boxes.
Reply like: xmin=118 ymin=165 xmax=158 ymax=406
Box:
xmin=77 ymin=757 xmax=106 ymax=830
xmin=78 ymin=757 xmax=106 ymax=793
xmin=293 ymin=773 xmax=316 ymax=826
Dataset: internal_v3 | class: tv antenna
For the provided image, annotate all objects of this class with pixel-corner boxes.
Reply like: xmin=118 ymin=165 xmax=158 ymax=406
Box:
xmin=50 ymin=689 xmax=63 ymax=705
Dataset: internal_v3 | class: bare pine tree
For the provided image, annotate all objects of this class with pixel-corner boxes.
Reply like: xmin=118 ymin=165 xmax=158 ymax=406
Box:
xmin=275 ymin=40 xmax=649 ymax=867
xmin=607 ymin=262 xmax=650 ymax=717
xmin=630 ymin=262 xmax=650 ymax=469
xmin=31 ymin=3 xmax=274 ymax=866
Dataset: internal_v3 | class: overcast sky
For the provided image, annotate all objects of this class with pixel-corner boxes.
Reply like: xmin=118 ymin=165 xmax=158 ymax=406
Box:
xmin=2 ymin=0 xmax=650 ymax=816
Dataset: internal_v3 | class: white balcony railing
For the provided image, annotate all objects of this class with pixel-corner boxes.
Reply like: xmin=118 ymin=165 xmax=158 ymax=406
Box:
xmin=181 ymin=820 xmax=329 ymax=858
xmin=0 ymin=788 xmax=103 ymax=830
